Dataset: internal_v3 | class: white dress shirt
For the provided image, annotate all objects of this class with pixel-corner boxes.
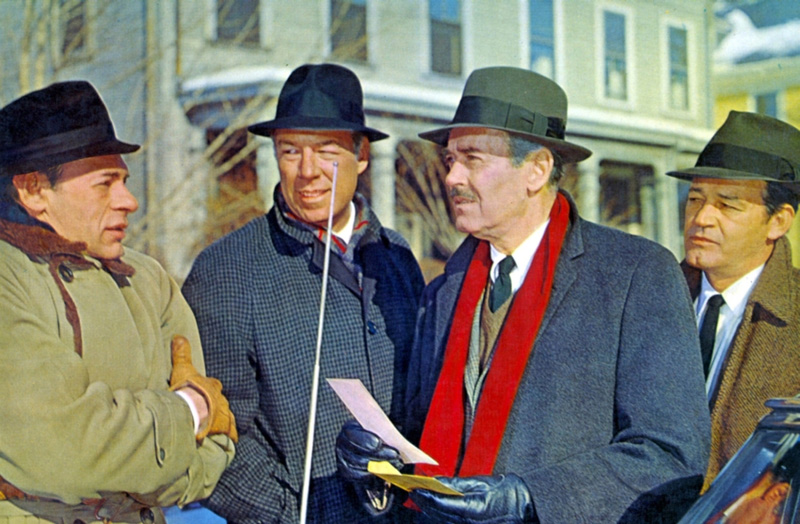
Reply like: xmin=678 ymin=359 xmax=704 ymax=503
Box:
xmin=696 ymin=264 xmax=764 ymax=398
xmin=489 ymin=218 xmax=550 ymax=292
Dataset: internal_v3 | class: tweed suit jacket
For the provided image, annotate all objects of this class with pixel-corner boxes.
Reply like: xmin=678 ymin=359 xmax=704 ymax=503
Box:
xmin=403 ymin=192 xmax=711 ymax=523
xmin=683 ymin=236 xmax=800 ymax=489
xmin=182 ymin=190 xmax=424 ymax=524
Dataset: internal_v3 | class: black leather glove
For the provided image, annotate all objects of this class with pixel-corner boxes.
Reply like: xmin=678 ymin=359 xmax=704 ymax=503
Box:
xmin=410 ymin=474 xmax=536 ymax=524
xmin=336 ymin=420 xmax=404 ymax=515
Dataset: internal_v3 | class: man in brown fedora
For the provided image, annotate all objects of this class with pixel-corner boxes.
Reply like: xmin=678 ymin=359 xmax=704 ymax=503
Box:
xmin=336 ymin=66 xmax=711 ymax=522
xmin=181 ymin=63 xmax=424 ymax=522
xmin=667 ymin=111 xmax=800 ymax=491
xmin=0 ymin=81 xmax=237 ymax=523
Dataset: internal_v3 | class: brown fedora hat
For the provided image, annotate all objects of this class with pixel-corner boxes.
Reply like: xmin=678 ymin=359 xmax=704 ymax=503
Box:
xmin=248 ymin=63 xmax=388 ymax=142
xmin=667 ymin=111 xmax=800 ymax=186
xmin=418 ymin=67 xmax=591 ymax=163
xmin=0 ymin=81 xmax=140 ymax=177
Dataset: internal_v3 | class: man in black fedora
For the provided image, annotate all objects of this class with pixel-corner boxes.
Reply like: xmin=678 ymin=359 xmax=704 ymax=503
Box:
xmin=0 ymin=81 xmax=237 ymax=523
xmin=181 ymin=63 xmax=424 ymax=522
xmin=336 ymin=66 xmax=711 ymax=522
xmin=667 ymin=111 xmax=800 ymax=491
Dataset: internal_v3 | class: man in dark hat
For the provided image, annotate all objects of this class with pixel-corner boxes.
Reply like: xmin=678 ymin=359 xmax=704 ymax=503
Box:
xmin=0 ymin=81 xmax=237 ymax=523
xmin=667 ymin=110 xmax=800 ymax=491
xmin=181 ymin=63 xmax=424 ymax=522
xmin=336 ymin=66 xmax=711 ymax=522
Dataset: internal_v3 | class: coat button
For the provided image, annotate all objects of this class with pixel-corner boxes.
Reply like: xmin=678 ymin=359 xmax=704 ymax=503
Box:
xmin=367 ymin=320 xmax=377 ymax=335
xmin=58 ymin=263 xmax=74 ymax=282
xmin=159 ymin=448 xmax=166 ymax=461
xmin=140 ymin=508 xmax=155 ymax=523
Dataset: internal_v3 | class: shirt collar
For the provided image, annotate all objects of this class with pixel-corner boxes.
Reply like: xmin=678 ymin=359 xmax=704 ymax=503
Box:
xmin=697 ymin=264 xmax=765 ymax=319
xmin=334 ymin=201 xmax=356 ymax=244
xmin=489 ymin=218 xmax=550 ymax=292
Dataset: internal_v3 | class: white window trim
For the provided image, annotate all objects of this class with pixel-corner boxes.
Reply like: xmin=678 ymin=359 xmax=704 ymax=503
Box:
xmin=595 ymin=2 xmax=636 ymax=110
xmin=660 ymin=15 xmax=696 ymax=117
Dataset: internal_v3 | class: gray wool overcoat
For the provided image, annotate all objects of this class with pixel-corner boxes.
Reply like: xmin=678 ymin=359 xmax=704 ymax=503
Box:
xmin=403 ymin=192 xmax=711 ymax=523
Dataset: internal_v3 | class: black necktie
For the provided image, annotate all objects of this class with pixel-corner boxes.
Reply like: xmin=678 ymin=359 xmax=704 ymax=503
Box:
xmin=699 ymin=294 xmax=725 ymax=378
xmin=489 ymin=256 xmax=516 ymax=312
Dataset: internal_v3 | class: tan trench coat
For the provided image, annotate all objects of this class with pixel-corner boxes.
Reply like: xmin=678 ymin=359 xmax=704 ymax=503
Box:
xmin=0 ymin=220 xmax=234 ymax=523
xmin=684 ymin=236 xmax=800 ymax=491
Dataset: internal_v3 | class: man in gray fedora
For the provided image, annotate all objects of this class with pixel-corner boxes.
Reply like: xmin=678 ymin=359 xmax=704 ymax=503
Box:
xmin=0 ymin=81 xmax=236 ymax=523
xmin=336 ymin=66 xmax=711 ymax=523
xmin=182 ymin=63 xmax=424 ymax=522
xmin=667 ymin=111 xmax=800 ymax=491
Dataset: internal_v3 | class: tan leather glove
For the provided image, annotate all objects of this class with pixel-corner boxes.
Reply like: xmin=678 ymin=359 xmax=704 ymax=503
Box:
xmin=169 ymin=335 xmax=238 ymax=443
xmin=0 ymin=476 xmax=30 ymax=500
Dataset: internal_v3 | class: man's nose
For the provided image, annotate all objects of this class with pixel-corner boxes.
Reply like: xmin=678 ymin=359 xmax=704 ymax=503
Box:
xmin=114 ymin=183 xmax=139 ymax=213
xmin=445 ymin=161 xmax=466 ymax=189
xmin=690 ymin=202 xmax=716 ymax=227
xmin=299 ymin=147 xmax=318 ymax=179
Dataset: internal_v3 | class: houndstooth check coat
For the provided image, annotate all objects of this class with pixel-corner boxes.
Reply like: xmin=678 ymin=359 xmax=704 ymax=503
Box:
xmin=182 ymin=189 xmax=424 ymax=523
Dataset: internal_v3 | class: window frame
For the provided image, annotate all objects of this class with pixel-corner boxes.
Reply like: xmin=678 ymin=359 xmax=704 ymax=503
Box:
xmin=595 ymin=3 xmax=636 ymax=109
xmin=328 ymin=0 xmax=369 ymax=63
xmin=660 ymin=16 xmax=696 ymax=116
xmin=53 ymin=0 xmax=95 ymax=65
xmin=206 ymin=0 xmax=272 ymax=48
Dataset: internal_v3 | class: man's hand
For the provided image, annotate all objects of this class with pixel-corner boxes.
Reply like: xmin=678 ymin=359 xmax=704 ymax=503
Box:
xmin=336 ymin=420 xmax=404 ymax=514
xmin=169 ymin=335 xmax=238 ymax=443
xmin=409 ymin=474 xmax=536 ymax=524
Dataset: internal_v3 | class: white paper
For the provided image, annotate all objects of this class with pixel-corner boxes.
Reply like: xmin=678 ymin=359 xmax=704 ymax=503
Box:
xmin=327 ymin=378 xmax=438 ymax=465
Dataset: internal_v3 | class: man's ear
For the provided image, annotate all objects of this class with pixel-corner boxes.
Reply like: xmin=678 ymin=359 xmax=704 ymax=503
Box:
xmin=524 ymin=148 xmax=554 ymax=194
xmin=12 ymin=172 xmax=50 ymax=216
xmin=356 ymin=137 xmax=370 ymax=176
xmin=767 ymin=203 xmax=795 ymax=241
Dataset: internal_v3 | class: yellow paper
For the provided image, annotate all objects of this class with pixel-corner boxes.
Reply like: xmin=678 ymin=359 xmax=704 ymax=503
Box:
xmin=368 ymin=461 xmax=462 ymax=496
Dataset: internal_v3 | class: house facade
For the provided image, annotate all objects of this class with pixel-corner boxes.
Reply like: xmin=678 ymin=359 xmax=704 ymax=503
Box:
xmin=0 ymin=0 xmax=715 ymax=278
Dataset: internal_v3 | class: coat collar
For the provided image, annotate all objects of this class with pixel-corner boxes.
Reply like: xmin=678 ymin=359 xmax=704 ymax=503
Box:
xmin=682 ymin=235 xmax=795 ymax=323
xmin=0 ymin=217 xmax=135 ymax=280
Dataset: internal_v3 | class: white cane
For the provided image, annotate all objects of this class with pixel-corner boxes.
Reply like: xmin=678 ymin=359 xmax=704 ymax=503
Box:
xmin=299 ymin=161 xmax=338 ymax=524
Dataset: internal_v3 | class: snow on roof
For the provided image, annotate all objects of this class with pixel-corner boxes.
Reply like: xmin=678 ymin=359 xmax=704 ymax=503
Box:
xmin=715 ymin=9 xmax=800 ymax=64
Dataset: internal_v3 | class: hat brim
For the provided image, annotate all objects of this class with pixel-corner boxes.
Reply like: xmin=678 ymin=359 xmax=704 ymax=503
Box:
xmin=666 ymin=166 xmax=800 ymax=185
xmin=418 ymin=123 xmax=592 ymax=164
xmin=248 ymin=116 xmax=388 ymax=142
xmin=1 ymin=138 xmax=140 ymax=176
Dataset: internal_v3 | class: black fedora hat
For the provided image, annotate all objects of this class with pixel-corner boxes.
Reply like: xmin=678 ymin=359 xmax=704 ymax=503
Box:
xmin=418 ymin=67 xmax=591 ymax=163
xmin=667 ymin=111 xmax=800 ymax=185
xmin=0 ymin=81 xmax=140 ymax=177
xmin=248 ymin=63 xmax=388 ymax=142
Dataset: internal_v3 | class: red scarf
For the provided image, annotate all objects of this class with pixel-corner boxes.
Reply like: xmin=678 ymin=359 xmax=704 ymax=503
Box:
xmin=415 ymin=192 xmax=570 ymax=478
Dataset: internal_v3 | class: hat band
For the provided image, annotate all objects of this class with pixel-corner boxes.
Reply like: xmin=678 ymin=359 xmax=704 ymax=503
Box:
xmin=0 ymin=123 xmax=110 ymax=164
xmin=697 ymin=143 xmax=799 ymax=182
xmin=452 ymin=96 xmax=566 ymax=140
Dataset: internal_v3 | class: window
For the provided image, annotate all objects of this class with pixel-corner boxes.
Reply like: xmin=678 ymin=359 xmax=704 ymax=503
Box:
xmin=216 ymin=0 xmax=260 ymax=45
xmin=599 ymin=160 xmax=655 ymax=238
xmin=668 ymin=26 xmax=689 ymax=110
xmin=756 ymin=92 xmax=778 ymax=118
xmin=430 ymin=0 xmax=462 ymax=75
xmin=603 ymin=10 xmax=627 ymax=101
xmin=60 ymin=0 xmax=87 ymax=59
xmin=529 ymin=0 xmax=554 ymax=78
xmin=330 ymin=0 xmax=367 ymax=61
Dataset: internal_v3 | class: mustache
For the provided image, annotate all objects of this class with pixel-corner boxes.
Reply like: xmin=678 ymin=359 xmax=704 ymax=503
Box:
xmin=449 ymin=187 xmax=477 ymax=200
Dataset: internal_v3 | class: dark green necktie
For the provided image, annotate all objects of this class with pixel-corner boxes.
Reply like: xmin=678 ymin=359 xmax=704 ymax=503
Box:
xmin=489 ymin=256 xmax=516 ymax=312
